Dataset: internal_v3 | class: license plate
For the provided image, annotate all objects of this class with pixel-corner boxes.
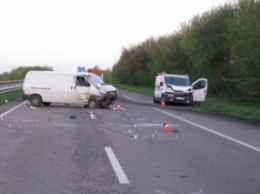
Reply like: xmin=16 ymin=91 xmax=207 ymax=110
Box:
xmin=176 ymin=97 xmax=184 ymax=100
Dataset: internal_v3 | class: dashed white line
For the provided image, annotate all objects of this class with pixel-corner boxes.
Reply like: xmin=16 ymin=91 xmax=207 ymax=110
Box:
xmin=104 ymin=147 xmax=130 ymax=184
xmin=154 ymin=108 xmax=260 ymax=153
xmin=89 ymin=112 xmax=95 ymax=119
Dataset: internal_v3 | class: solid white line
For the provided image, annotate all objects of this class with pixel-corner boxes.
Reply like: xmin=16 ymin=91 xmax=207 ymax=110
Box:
xmin=0 ymin=101 xmax=27 ymax=118
xmin=123 ymin=96 xmax=152 ymax=103
xmin=104 ymin=147 xmax=130 ymax=184
xmin=154 ymin=108 xmax=260 ymax=153
xmin=123 ymin=96 xmax=138 ymax=102
xmin=154 ymin=189 xmax=172 ymax=194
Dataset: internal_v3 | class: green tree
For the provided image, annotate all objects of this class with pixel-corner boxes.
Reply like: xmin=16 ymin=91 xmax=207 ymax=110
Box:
xmin=111 ymin=0 xmax=260 ymax=104
xmin=232 ymin=0 xmax=260 ymax=103
xmin=0 ymin=66 xmax=52 ymax=81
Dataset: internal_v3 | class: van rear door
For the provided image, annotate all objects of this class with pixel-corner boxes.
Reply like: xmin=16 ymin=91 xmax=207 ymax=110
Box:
xmin=192 ymin=78 xmax=208 ymax=102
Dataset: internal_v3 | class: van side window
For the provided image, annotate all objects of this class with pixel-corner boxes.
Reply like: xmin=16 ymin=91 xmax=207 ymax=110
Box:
xmin=76 ymin=77 xmax=91 ymax=87
xmin=76 ymin=77 xmax=84 ymax=86
xmin=84 ymin=80 xmax=91 ymax=87
xmin=193 ymin=80 xmax=206 ymax=90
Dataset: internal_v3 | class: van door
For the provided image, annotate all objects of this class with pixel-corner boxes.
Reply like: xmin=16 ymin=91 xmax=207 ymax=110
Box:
xmin=192 ymin=78 xmax=208 ymax=102
xmin=51 ymin=75 xmax=74 ymax=103
xmin=73 ymin=76 xmax=91 ymax=104
xmin=154 ymin=75 xmax=164 ymax=99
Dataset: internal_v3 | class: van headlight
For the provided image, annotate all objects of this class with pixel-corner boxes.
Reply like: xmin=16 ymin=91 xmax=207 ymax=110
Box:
xmin=166 ymin=88 xmax=173 ymax=92
xmin=100 ymin=89 xmax=107 ymax=94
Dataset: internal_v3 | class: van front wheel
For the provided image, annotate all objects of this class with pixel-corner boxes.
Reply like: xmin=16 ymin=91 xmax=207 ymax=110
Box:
xmin=30 ymin=94 xmax=42 ymax=107
xmin=87 ymin=98 xmax=99 ymax=109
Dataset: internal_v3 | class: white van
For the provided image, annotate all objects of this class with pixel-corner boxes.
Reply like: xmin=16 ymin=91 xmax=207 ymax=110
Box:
xmin=22 ymin=71 xmax=117 ymax=108
xmin=154 ymin=72 xmax=208 ymax=105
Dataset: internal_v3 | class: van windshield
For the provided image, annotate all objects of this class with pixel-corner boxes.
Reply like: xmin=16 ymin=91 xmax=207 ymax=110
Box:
xmin=165 ymin=76 xmax=190 ymax=86
xmin=85 ymin=74 xmax=104 ymax=85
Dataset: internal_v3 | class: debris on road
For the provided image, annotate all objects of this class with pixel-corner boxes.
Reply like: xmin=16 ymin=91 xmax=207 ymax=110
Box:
xmin=70 ymin=114 xmax=76 ymax=119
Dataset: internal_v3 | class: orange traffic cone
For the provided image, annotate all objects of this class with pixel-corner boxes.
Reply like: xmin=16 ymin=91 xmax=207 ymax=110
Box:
xmin=161 ymin=101 xmax=165 ymax=107
xmin=116 ymin=104 xmax=121 ymax=111
xmin=163 ymin=121 xmax=171 ymax=132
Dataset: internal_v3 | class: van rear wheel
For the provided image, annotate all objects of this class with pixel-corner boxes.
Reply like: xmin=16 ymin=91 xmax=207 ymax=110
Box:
xmin=30 ymin=94 xmax=42 ymax=107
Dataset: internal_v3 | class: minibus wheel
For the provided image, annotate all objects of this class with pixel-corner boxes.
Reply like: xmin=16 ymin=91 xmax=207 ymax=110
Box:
xmin=30 ymin=94 xmax=42 ymax=107
xmin=87 ymin=98 xmax=98 ymax=109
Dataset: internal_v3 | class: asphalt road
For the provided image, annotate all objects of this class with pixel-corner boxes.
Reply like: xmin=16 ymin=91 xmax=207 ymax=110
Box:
xmin=0 ymin=89 xmax=259 ymax=194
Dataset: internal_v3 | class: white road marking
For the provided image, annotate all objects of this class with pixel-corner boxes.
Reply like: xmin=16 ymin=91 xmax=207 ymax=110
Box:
xmin=30 ymin=106 xmax=36 ymax=110
xmin=154 ymin=190 xmax=172 ymax=194
xmin=192 ymin=189 xmax=203 ymax=194
xmin=89 ymin=112 xmax=95 ymax=119
xmin=0 ymin=101 xmax=27 ymax=118
xmin=154 ymin=108 xmax=260 ymax=153
xmin=104 ymin=147 xmax=130 ymax=184
xmin=123 ymin=96 xmax=153 ymax=103
xmin=112 ymin=107 xmax=126 ymax=111
xmin=122 ymin=96 xmax=138 ymax=102
xmin=24 ymin=119 xmax=39 ymax=122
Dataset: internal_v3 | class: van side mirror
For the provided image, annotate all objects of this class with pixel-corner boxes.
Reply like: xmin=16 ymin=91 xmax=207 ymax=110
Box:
xmin=160 ymin=82 xmax=164 ymax=86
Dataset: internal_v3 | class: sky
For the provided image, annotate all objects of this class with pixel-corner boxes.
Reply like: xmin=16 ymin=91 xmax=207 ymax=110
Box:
xmin=0 ymin=0 xmax=230 ymax=73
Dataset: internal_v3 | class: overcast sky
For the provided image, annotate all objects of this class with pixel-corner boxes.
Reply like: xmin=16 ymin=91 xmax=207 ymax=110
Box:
xmin=0 ymin=0 xmax=230 ymax=73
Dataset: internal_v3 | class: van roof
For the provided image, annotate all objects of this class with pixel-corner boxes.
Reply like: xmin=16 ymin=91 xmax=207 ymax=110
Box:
xmin=27 ymin=71 xmax=95 ymax=76
xmin=157 ymin=72 xmax=189 ymax=78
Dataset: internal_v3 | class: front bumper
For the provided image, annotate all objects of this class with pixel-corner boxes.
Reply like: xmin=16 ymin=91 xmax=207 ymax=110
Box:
xmin=107 ymin=90 xmax=118 ymax=101
xmin=99 ymin=90 xmax=118 ymax=107
xmin=164 ymin=92 xmax=193 ymax=104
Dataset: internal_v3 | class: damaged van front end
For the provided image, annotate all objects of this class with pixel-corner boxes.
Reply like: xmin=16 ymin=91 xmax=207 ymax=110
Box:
xmin=85 ymin=74 xmax=118 ymax=109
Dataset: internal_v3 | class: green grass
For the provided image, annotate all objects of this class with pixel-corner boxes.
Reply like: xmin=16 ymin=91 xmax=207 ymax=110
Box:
xmin=195 ymin=97 xmax=260 ymax=122
xmin=115 ymin=84 xmax=260 ymax=122
xmin=0 ymin=90 xmax=22 ymax=105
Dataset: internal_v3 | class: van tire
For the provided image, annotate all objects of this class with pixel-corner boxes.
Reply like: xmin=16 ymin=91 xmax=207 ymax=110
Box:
xmin=153 ymin=97 xmax=158 ymax=103
xmin=30 ymin=94 xmax=42 ymax=107
xmin=87 ymin=98 xmax=98 ymax=109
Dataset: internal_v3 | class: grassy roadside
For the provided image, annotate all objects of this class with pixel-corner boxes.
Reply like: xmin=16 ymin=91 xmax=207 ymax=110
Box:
xmin=0 ymin=90 xmax=22 ymax=105
xmin=115 ymin=84 xmax=260 ymax=122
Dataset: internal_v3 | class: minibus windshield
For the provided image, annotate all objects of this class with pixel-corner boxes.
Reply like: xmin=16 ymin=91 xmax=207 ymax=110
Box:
xmin=85 ymin=74 xmax=104 ymax=85
xmin=165 ymin=76 xmax=190 ymax=86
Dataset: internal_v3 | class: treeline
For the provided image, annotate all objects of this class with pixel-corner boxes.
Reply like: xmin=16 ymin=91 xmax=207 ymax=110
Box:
xmin=112 ymin=0 xmax=260 ymax=103
xmin=0 ymin=66 xmax=52 ymax=81
xmin=0 ymin=65 xmax=114 ymax=84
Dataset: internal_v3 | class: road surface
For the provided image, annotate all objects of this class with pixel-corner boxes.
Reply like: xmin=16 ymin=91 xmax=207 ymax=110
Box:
xmin=0 ymin=89 xmax=259 ymax=194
